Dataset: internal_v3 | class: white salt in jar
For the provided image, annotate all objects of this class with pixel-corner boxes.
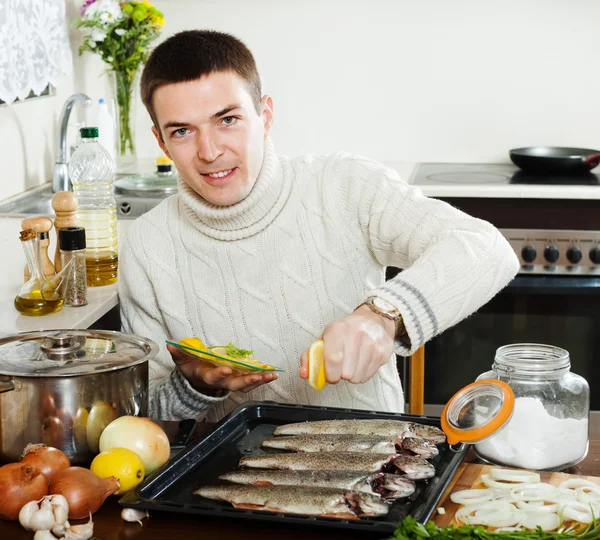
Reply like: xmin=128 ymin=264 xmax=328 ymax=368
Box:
xmin=474 ymin=343 xmax=589 ymax=471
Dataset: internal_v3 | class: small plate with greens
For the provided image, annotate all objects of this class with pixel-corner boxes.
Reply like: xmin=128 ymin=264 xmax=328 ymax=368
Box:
xmin=166 ymin=339 xmax=284 ymax=373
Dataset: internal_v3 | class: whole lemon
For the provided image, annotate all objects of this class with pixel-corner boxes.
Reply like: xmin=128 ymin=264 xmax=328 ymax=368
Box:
xmin=90 ymin=447 xmax=145 ymax=495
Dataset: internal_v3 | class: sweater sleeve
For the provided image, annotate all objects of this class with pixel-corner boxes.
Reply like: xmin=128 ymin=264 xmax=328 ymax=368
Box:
xmin=325 ymin=154 xmax=520 ymax=356
xmin=119 ymin=224 xmax=228 ymax=420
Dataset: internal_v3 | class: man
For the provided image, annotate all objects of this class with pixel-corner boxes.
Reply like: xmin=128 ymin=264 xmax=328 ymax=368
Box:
xmin=120 ymin=30 xmax=519 ymax=421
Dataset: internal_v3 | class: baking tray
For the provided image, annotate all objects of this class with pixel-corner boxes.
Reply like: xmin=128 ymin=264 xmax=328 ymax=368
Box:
xmin=120 ymin=401 xmax=468 ymax=534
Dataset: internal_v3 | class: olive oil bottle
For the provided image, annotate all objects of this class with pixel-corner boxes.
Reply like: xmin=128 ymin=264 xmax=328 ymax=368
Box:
xmin=69 ymin=127 xmax=118 ymax=287
xmin=14 ymin=229 xmax=66 ymax=316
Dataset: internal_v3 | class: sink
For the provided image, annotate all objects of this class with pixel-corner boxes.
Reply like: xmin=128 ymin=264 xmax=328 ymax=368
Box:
xmin=0 ymin=184 xmax=168 ymax=219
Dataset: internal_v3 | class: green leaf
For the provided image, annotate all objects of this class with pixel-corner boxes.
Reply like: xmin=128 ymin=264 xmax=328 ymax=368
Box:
xmin=385 ymin=516 xmax=600 ymax=540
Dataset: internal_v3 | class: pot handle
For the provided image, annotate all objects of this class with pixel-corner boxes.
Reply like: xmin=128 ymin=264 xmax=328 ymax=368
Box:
xmin=584 ymin=153 xmax=600 ymax=169
xmin=0 ymin=379 xmax=15 ymax=394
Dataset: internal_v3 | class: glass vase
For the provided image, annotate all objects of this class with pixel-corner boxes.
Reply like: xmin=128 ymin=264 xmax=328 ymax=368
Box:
xmin=108 ymin=69 xmax=139 ymax=174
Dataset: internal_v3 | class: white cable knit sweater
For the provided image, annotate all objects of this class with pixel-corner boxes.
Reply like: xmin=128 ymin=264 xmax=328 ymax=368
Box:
xmin=119 ymin=138 xmax=519 ymax=421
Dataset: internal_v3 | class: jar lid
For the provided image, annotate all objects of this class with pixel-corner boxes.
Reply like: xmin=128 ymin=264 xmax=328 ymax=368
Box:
xmin=0 ymin=330 xmax=158 ymax=377
xmin=441 ymin=379 xmax=515 ymax=446
xmin=59 ymin=227 xmax=86 ymax=251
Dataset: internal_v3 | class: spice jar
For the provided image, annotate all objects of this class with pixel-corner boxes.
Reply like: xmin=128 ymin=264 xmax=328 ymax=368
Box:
xmin=442 ymin=343 xmax=589 ymax=472
xmin=59 ymin=227 xmax=88 ymax=307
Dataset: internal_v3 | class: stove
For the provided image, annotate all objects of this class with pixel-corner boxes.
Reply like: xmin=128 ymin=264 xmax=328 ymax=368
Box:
xmin=411 ymin=163 xmax=600 ymax=186
xmin=409 ymin=163 xmax=600 ymax=276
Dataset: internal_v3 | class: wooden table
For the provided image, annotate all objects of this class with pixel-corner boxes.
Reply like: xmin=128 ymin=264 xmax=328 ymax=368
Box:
xmin=1 ymin=425 xmax=598 ymax=540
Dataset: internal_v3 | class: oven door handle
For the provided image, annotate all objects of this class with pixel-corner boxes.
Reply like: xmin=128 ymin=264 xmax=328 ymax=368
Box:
xmin=506 ymin=275 xmax=600 ymax=295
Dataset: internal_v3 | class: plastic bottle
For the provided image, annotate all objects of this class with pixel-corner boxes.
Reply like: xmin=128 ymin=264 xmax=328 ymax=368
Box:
xmin=68 ymin=126 xmax=118 ymax=287
xmin=96 ymin=98 xmax=116 ymax=161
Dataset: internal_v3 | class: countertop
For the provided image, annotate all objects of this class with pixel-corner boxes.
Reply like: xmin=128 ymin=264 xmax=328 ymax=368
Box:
xmin=0 ymin=422 xmax=598 ymax=540
xmin=0 ymin=217 xmax=130 ymax=336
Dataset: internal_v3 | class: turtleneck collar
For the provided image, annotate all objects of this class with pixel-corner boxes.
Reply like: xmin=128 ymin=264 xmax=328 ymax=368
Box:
xmin=178 ymin=137 xmax=291 ymax=241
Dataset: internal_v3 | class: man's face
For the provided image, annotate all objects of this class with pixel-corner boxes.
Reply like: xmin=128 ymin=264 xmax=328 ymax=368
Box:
xmin=152 ymin=71 xmax=273 ymax=206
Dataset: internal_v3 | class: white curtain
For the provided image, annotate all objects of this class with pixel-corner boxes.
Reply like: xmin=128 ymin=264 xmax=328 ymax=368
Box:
xmin=0 ymin=0 xmax=72 ymax=104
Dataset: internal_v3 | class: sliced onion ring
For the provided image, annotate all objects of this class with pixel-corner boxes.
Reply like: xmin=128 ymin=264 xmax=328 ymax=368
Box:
xmin=516 ymin=499 xmax=558 ymax=513
xmin=520 ymin=510 xmax=560 ymax=531
xmin=481 ymin=474 xmax=530 ymax=490
xmin=559 ymin=478 xmax=599 ymax=490
xmin=561 ymin=500 xmax=600 ymax=524
xmin=511 ymin=483 xmax=557 ymax=502
xmin=456 ymin=501 xmax=523 ymax=528
xmin=450 ymin=489 xmax=494 ymax=505
xmin=576 ymin=485 xmax=600 ymax=505
xmin=490 ymin=468 xmax=541 ymax=484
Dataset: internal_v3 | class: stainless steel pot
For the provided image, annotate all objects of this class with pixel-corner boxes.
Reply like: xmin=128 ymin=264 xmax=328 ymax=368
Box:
xmin=0 ymin=329 xmax=158 ymax=465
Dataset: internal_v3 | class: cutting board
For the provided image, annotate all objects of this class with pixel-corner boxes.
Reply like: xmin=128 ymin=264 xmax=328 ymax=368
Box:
xmin=433 ymin=463 xmax=600 ymax=527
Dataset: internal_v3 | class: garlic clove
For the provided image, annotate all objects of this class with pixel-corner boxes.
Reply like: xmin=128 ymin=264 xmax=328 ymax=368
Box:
xmin=121 ymin=507 xmax=149 ymax=525
xmin=48 ymin=494 xmax=69 ymax=512
xmin=18 ymin=499 xmax=40 ymax=531
xmin=52 ymin=520 xmax=69 ymax=538
xmin=64 ymin=514 xmax=93 ymax=540
xmin=34 ymin=531 xmax=58 ymax=540
xmin=30 ymin=507 xmax=56 ymax=532
xmin=53 ymin=504 xmax=68 ymax=526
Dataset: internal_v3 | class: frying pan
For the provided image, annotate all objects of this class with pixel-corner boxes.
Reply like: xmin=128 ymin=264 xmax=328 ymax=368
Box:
xmin=509 ymin=147 xmax=600 ymax=174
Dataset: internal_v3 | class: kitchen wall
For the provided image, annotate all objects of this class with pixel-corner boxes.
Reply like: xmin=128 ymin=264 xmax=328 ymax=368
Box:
xmin=3 ymin=0 xmax=600 ymax=199
xmin=86 ymin=0 xmax=600 ymax=165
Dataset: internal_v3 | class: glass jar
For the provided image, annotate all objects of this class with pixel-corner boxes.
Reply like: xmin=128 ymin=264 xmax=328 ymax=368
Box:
xmin=474 ymin=343 xmax=589 ymax=471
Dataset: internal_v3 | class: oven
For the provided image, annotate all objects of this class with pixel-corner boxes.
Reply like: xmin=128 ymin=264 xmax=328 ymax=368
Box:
xmin=391 ymin=163 xmax=600 ymax=412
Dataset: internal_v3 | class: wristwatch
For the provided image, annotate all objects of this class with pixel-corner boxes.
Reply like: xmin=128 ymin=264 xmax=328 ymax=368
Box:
xmin=358 ymin=296 xmax=410 ymax=345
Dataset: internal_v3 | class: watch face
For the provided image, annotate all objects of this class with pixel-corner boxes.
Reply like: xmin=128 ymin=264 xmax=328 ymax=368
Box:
xmin=372 ymin=297 xmax=395 ymax=313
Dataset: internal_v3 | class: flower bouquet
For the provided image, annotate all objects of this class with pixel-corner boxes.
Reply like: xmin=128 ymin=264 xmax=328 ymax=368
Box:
xmin=74 ymin=0 xmax=164 ymax=168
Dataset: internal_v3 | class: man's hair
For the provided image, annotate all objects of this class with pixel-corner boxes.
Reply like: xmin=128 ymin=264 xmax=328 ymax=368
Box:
xmin=141 ymin=30 xmax=262 ymax=130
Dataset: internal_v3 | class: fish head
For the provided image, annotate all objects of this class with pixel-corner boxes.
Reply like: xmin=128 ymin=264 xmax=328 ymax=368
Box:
xmin=345 ymin=491 xmax=389 ymax=518
xmin=410 ymin=423 xmax=447 ymax=444
xmin=393 ymin=455 xmax=436 ymax=480
xmin=402 ymin=437 xmax=439 ymax=458
xmin=380 ymin=474 xmax=416 ymax=499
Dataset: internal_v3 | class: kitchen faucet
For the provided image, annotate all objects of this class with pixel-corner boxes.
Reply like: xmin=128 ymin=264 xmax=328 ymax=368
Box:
xmin=51 ymin=93 xmax=92 ymax=193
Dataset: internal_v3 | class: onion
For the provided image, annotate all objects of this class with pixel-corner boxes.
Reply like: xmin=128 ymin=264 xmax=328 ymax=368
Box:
xmin=559 ymin=478 xmax=599 ymax=490
xmin=20 ymin=444 xmax=70 ymax=482
xmin=0 ymin=463 xmax=48 ymax=520
xmin=99 ymin=416 xmax=170 ymax=474
xmin=520 ymin=510 xmax=561 ymax=531
xmin=516 ymin=499 xmax=558 ymax=513
xmin=561 ymin=500 xmax=600 ymax=524
xmin=576 ymin=485 xmax=600 ymax=505
xmin=489 ymin=468 xmax=541 ymax=484
xmin=49 ymin=466 xmax=119 ymax=519
xmin=510 ymin=483 xmax=557 ymax=502
xmin=450 ymin=489 xmax=494 ymax=505
xmin=456 ymin=501 xmax=522 ymax=527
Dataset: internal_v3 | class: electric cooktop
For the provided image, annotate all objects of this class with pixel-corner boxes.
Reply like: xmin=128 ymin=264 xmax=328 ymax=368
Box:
xmin=411 ymin=163 xmax=600 ymax=186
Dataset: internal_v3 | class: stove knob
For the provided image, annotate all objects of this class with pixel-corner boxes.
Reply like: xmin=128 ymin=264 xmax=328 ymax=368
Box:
xmin=521 ymin=246 xmax=537 ymax=264
xmin=591 ymin=247 xmax=600 ymax=265
xmin=544 ymin=245 xmax=560 ymax=264
xmin=567 ymin=247 xmax=583 ymax=265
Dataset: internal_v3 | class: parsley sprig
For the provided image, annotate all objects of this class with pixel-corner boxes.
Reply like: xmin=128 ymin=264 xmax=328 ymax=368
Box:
xmin=209 ymin=342 xmax=254 ymax=358
xmin=387 ymin=516 xmax=600 ymax=540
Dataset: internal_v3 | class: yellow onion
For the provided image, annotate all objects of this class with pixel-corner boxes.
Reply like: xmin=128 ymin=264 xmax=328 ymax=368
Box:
xmin=0 ymin=463 xmax=48 ymax=520
xmin=20 ymin=444 xmax=70 ymax=482
xmin=99 ymin=416 xmax=170 ymax=474
xmin=49 ymin=466 xmax=119 ymax=520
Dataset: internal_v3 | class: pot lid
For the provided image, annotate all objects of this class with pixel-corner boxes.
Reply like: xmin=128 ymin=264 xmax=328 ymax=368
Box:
xmin=0 ymin=330 xmax=158 ymax=377
xmin=441 ymin=379 xmax=515 ymax=447
xmin=114 ymin=171 xmax=178 ymax=195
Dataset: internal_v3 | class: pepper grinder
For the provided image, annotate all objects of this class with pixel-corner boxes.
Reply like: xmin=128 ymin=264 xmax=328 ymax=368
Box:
xmin=51 ymin=191 xmax=78 ymax=272
xmin=22 ymin=217 xmax=55 ymax=282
